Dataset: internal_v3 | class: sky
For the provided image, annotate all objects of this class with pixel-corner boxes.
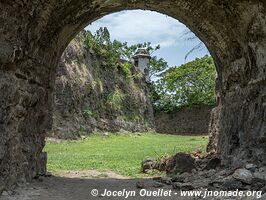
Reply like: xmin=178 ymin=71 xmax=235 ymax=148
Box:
xmin=86 ymin=10 xmax=209 ymax=67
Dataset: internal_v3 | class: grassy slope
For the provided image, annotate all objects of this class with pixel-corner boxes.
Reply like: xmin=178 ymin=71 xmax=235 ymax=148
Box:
xmin=44 ymin=133 xmax=208 ymax=177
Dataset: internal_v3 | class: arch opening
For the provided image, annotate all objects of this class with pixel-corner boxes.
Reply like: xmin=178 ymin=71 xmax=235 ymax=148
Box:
xmin=46 ymin=10 xmax=214 ymax=179
xmin=51 ymin=9 xmax=214 ymax=137
xmin=0 ymin=0 xmax=266 ymax=194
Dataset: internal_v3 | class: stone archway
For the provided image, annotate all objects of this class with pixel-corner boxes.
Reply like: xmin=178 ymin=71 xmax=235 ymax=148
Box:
xmin=0 ymin=0 xmax=265 ymax=191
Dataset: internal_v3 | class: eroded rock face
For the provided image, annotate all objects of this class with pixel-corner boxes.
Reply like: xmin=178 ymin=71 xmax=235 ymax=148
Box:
xmin=50 ymin=31 xmax=154 ymax=139
xmin=0 ymin=0 xmax=266 ymax=193
xmin=233 ymin=169 xmax=253 ymax=185
xmin=142 ymin=154 xmax=265 ymax=194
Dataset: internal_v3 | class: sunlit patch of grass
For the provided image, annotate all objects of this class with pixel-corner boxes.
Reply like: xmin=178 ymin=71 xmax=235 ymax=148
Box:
xmin=44 ymin=132 xmax=208 ymax=177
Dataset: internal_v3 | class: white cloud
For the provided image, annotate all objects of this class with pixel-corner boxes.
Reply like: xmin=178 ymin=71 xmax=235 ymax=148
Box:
xmin=85 ymin=10 xmax=209 ymax=67
xmin=86 ymin=10 xmax=188 ymax=47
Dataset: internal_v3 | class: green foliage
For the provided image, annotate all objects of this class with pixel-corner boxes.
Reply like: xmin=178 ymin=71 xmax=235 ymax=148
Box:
xmin=84 ymin=27 xmax=167 ymax=79
xmin=152 ymin=55 xmax=216 ymax=112
xmin=82 ymin=107 xmax=94 ymax=118
xmin=120 ymin=62 xmax=132 ymax=78
xmin=45 ymin=133 xmax=208 ymax=177
xmin=84 ymin=27 xmax=216 ymax=113
xmin=106 ymin=89 xmax=127 ymax=110
xmin=85 ymin=27 xmax=119 ymax=67
xmin=149 ymin=56 xmax=168 ymax=79
xmin=122 ymin=42 xmax=168 ymax=78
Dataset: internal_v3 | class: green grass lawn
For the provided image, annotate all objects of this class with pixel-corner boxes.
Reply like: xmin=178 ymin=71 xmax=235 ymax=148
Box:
xmin=44 ymin=132 xmax=208 ymax=177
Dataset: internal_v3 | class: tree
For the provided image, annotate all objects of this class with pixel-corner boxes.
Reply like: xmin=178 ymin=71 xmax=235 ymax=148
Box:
xmin=152 ymin=55 xmax=216 ymax=112
xmin=84 ymin=28 xmax=216 ymax=112
xmin=84 ymin=27 xmax=167 ymax=79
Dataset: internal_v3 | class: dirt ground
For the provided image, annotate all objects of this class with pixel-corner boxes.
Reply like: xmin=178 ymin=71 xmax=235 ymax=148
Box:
xmin=0 ymin=171 xmax=178 ymax=200
xmin=0 ymin=171 xmax=264 ymax=200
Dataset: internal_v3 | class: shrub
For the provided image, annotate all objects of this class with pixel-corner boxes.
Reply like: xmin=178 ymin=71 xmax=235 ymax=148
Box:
xmin=82 ymin=108 xmax=94 ymax=118
xmin=106 ymin=89 xmax=127 ymax=110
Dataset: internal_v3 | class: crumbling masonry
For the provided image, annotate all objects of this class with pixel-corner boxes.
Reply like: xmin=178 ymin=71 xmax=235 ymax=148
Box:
xmin=0 ymin=0 xmax=265 ymax=192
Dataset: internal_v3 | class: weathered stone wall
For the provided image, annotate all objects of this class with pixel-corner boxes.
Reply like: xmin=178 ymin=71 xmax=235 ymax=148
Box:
xmin=155 ymin=107 xmax=213 ymax=135
xmin=50 ymin=31 xmax=154 ymax=139
xmin=1 ymin=0 xmax=266 ymax=193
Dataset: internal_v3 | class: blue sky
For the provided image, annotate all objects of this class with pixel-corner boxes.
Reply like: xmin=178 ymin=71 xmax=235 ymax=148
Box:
xmin=86 ymin=10 xmax=209 ymax=67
